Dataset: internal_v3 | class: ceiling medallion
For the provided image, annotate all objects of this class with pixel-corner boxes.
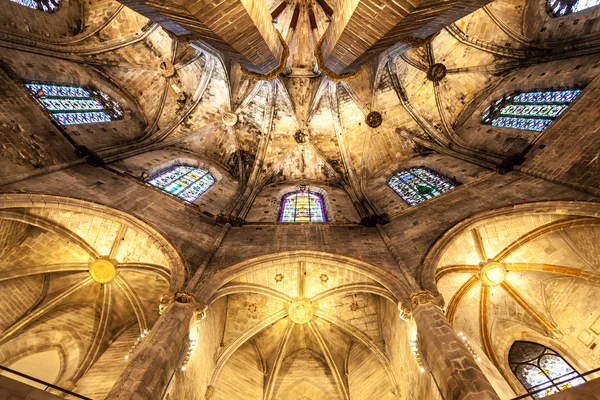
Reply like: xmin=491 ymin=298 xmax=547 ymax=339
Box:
xmin=294 ymin=129 xmax=309 ymax=144
xmin=479 ymin=260 xmax=507 ymax=286
xmin=89 ymin=257 xmax=118 ymax=284
xmin=288 ymin=298 xmax=314 ymax=325
xmin=274 ymin=273 xmax=284 ymax=283
xmin=427 ymin=63 xmax=447 ymax=82
xmin=221 ymin=112 xmax=238 ymax=126
xmin=319 ymin=274 xmax=329 ymax=283
xmin=366 ymin=111 xmax=383 ymax=128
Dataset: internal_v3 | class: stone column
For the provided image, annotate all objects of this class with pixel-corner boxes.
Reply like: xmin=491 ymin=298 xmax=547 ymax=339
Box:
xmin=106 ymin=292 xmax=206 ymax=400
xmin=407 ymin=291 xmax=500 ymax=400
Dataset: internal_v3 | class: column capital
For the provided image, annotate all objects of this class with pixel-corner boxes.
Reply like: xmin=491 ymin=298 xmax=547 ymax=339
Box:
xmin=160 ymin=291 xmax=208 ymax=323
xmin=398 ymin=290 xmax=445 ymax=321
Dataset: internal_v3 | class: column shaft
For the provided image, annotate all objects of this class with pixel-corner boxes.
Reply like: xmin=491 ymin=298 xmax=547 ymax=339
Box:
xmin=412 ymin=301 xmax=500 ymax=400
xmin=106 ymin=302 xmax=193 ymax=400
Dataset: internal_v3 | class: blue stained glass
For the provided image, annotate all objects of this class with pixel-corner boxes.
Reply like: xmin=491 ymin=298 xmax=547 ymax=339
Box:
xmin=52 ymin=112 xmax=113 ymax=125
xmin=24 ymin=82 xmax=122 ymax=126
xmin=512 ymin=90 xmax=581 ymax=104
xmin=388 ymin=167 xmax=455 ymax=206
xmin=491 ymin=117 xmax=553 ymax=132
xmin=25 ymin=83 xmax=89 ymax=98
xmin=279 ymin=191 xmax=326 ymax=222
xmin=39 ymin=98 xmax=104 ymax=111
xmin=548 ymin=0 xmax=600 ymax=16
xmin=500 ymin=104 xmax=568 ymax=118
xmin=10 ymin=0 xmax=60 ymax=11
xmin=147 ymin=166 xmax=214 ymax=202
xmin=482 ymin=89 xmax=581 ymax=132
xmin=510 ymin=341 xmax=585 ymax=398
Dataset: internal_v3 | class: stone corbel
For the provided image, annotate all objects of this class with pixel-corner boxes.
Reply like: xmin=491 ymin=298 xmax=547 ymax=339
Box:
xmin=398 ymin=290 xmax=445 ymax=321
xmin=159 ymin=291 xmax=208 ymax=323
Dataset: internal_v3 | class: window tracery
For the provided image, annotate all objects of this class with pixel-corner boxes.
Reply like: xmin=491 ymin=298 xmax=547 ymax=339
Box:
xmin=24 ymin=82 xmax=123 ymax=126
xmin=147 ymin=165 xmax=215 ymax=202
xmin=481 ymin=89 xmax=581 ymax=132
xmin=388 ymin=167 xmax=455 ymax=206
xmin=548 ymin=0 xmax=600 ymax=16
xmin=509 ymin=341 xmax=585 ymax=398
xmin=10 ymin=0 xmax=60 ymax=12
xmin=279 ymin=190 xmax=326 ymax=223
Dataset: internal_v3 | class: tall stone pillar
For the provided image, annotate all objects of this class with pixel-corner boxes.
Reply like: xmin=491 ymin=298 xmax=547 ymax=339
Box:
xmin=106 ymin=292 xmax=206 ymax=400
xmin=407 ymin=291 xmax=500 ymax=400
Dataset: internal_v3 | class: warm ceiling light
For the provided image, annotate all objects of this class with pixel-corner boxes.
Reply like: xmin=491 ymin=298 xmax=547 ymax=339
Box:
xmin=479 ymin=260 xmax=507 ymax=286
xmin=88 ymin=257 xmax=117 ymax=284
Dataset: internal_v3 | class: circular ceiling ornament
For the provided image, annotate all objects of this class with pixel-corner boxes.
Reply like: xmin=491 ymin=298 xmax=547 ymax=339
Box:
xmin=222 ymin=112 xmax=238 ymax=127
xmin=294 ymin=129 xmax=309 ymax=144
xmin=89 ymin=257 xmax=118 ymax=284
xmin=159 ymin=59 xmax=176 ymax=78
xmin=288 ymin=298 xmax=314 ymax=325
xmin=479 ymin=260 xmax=507 ymax=287
xmin=427 ymin=63 xmax=447 ymax=82
xmin=366 ymin=111 xmax=383 ymax=128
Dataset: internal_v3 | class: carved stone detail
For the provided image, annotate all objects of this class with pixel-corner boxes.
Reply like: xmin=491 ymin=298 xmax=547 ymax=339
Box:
xmin=427 ymin=63 xmax=447 ymax=82
xmin=222 ymin=112 xmax=238 ymax=126
xmin=294 ymin=129 xmax=309 ymax=144
xmin=160 ymin=291 xmax=208 ymax=322
xmin=399 ymin=290 xmax=445 ymax=321
xmin=365 ymin=111 xmax=383 ymax=128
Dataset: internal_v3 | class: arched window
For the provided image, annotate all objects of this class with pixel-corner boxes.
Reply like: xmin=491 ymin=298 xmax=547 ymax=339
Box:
xmin=548 ymin=0 xmax=600 ymax=16
xmin=509 ymin=341 xmax=585 ymax=398
xmin=10 ymin=0 xmax=60 ymax=12
xmin=481 ymin=89 xmax=581 ymax=132
xmin=147 ymin=165 xmax=215 ymax=202
xmin=24 ymin=82 xmax=123 ymax=126
xmin=388 ymin=167 xmax=455 ymax=206
xmin=279 ymin=190 xmax=326 ymax=222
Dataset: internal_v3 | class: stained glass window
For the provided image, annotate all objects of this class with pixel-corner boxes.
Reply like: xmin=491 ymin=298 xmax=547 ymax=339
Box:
xmin=10 ymin=0 xmax=60 ymax=12
xmin=509 ymin=341 xmax=585 ymax=398
xmin=547 ymin=0 xmax=600 ymax=16
xmin=388 ymin=167 xmax=455 ymax=206
xmin=279 ymin=190 xmax=326 ymax=223
xmin=147 ymin=165 xmax=215 ymax=202
xmin=481 ymin=89 xmax=581 ymax=132
xmin=24 ymin=82 xmax=123 ymax=126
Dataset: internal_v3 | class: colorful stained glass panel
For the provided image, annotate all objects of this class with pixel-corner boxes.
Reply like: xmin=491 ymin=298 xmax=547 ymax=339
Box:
xmin=388 ymin=167 xmax=455 ymax=206
xmin=482 ymin=89 xmax=581 ymax=132
xmin=491 ymin=117 xmax=553 ymax=131
xmin=24 ymin=82 xmax=123 ymax=126
xmin=147 ymin=166 xmax=214 ymax=202
xmin=509 ymin=341 xmax=585 ymax=398
xmin=279 ymin=191 xmax=326 ymax=223
xmin=11 ymin=0 xmax=60 ymax=11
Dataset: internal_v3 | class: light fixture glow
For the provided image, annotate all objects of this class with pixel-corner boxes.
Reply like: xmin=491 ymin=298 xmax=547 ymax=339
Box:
xmin=479 ymin=260 xmax=507 ymax=286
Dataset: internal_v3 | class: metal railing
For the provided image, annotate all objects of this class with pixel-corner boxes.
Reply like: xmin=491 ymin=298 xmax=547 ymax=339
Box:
xmin=0 ymin=365 xmax=91 ymax=399
xmin=511 ymin=366 xmax=600 ymax=399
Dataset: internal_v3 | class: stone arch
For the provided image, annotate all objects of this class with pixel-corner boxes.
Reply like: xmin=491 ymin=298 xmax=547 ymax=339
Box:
xmin=419 ymin=200 xmax=600 ymax=293
xmin=197 ymin=250 xmax=410 ymax=304
xmin=0 ymin=193 xmax=187 ymax=289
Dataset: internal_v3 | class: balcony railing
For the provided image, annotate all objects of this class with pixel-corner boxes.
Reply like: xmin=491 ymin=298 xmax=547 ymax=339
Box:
xmin=511 ymin=366 xmax=600 ymax=399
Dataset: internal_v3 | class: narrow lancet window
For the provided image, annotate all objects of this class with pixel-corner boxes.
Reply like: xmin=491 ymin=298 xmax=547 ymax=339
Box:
xmin=24 ymin=82 xmax=123 ymax=126
xmin=509 ymin=341 xmax=585 ymax=398
xmin=10 ymin=0 xmax=60 ymax=12
xmin=548 ymin=0 xmax=600 ymax=16
xmin=279 ymin=190 xmax=326 ymax=223
xmin=481 ymin=89 xmax=581 ymax=132
xmin=388 ymin=167 xmax=455 ymax=206
xmin=147 ymin=165 xmax=215 ymax=202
